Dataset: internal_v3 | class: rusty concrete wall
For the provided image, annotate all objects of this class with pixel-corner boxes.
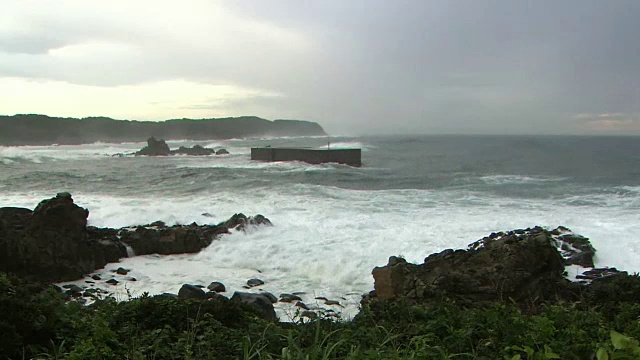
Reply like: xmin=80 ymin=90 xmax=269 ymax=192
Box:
xmin=251 ymin=148 xmax=361 ymax=167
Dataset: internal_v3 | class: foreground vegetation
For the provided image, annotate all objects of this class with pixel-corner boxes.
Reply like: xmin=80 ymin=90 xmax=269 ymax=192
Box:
xmin=2 ymin=272 xmax=640 ymax=360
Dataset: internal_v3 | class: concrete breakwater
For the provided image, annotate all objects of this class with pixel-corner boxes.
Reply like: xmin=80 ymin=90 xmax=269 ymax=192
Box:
xmin=251 ymin=147 xmax=362 ymax=167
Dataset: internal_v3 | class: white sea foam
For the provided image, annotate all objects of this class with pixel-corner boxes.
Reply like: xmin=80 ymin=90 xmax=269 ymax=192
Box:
xmin=480 ymin=174 xmax=568 ymax=185
xmin=34 ymin=182 xmax=639 ymax=319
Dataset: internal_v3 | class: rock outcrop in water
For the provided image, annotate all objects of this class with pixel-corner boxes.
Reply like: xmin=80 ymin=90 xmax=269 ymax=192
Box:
xmin=0 ymin=193 xmax=272 ymax=282
xmin=134 ymin=137 xmax=228 ymax=156
xmin=136 ymin=137 xmax=171 ymax=156
xmin=370 ymin=226 xmax=622 ymax=309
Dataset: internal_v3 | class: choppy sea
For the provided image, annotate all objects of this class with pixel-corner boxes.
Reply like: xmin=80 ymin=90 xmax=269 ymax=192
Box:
xmin=1 ymin=135 xmax=639 ymax=318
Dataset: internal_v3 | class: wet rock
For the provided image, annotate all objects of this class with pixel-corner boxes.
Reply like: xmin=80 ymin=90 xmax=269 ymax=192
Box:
xmin=172 ymin=145 xmax=216 ymax=156
xmin=63 ymin=284 xmax=83 ymax=294
xmin=261 ymin=292 xmax=278 ymax=304
xmin=207 ymin=281 xmax=226 ymax=293
xmin=231 ymin=292 xmax=277 ymax=322
xmin=221 ymin=213 xmax=273 ymax=232
xmin=118 ymin=222 xmax=229 ymax=256
xmin=205 ymin=291 xmax=224 ymax=300
xmin=178 ymin=284 xmax=206 ymax=300
xmin=106 ymin=279 xmax=119 ymax=285
xmin=324 ymin=300 xmax=341 ymax=306
xmin=552 ymin=230 xmax=596 ymax=268
xmin=91 ymin=274 xmax=101 ymax=280
xmin=116 ymin=267 xmax=129 ymax=275
xmin=280 ymin=293 xmax=302 ymax=303
xmin=372 ymin=230 xmax=569 ymax=307
xmin=215 ymin=148 xmax=229 ymax=155
xmin=247 ymin=278 xmax=264 ymax=287
xmin=136 ymin=137 xmax=171 ymax=156
xmin=300 ymin=310 xmax=318 ymax=319
xmin=577 ymin=267 xmax=627 ymax=281
xmin=295 ymin=301 xmax=310 ymax=310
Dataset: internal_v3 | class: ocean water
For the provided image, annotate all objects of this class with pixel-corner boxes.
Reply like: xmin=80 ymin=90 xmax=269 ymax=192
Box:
xmin=1 ymin=135 xmax=639 ymax=319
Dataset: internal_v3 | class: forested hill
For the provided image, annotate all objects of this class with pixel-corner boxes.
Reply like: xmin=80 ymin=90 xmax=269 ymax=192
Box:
xmin=0 ymin=114 xmax=328 ymax=145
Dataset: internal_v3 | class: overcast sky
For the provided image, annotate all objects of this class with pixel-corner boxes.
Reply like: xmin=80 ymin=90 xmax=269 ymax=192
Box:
xmin=1 ymin=1 xmax=639 ymax=135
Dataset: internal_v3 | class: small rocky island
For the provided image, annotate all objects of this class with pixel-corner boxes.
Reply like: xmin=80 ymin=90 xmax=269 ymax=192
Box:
xmin=136 ymin=137 xmax=229 ymax=156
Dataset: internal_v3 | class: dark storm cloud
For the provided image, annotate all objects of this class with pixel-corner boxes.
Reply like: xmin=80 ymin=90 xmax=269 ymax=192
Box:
xmin=1 ymin=1 xmax=639 ymax=134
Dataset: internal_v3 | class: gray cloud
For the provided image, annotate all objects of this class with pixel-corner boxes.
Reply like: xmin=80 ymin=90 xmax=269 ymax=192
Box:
xmin=1 ymin=0 xmax=639 ymax=135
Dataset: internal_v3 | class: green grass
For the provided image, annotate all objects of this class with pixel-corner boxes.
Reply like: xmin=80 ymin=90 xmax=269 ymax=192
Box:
xmin=2 ymin=272 xmax=640 ymax=360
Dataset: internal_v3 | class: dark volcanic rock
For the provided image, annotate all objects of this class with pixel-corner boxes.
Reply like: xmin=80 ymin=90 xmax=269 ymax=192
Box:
xmin=207 ymin=281 xmax=226 ymax=292
xmin=247 ymin=278 xmax=264 ymax=287
xmin=280 ymin=293 xmax=302 ymax=303
xmin=551 ymin=229 xmax=596 ymax=268
xmin=221 ymin=213 xmax=273 ymax=232
xmin=215 ymin=148 xmax=229 ymax=155
xmin=0 ymin=193 xmax=125 ymax=282
xmin=118 ymin=223 xmax=229 ymax=256
xmin=372 ymin=230 xmax=572 ymax=307
xmin=172 ymin=145 xmax=216 ymax=156
xmin=0 ymin=193 xmax=272 ymax=283
xmin=178 ymin=284 xmax=206 ymax=300
xmin=231 ymin=292 xmax=278 ymax=322
xmin=136 ymin=137 xmax=171 ymax=156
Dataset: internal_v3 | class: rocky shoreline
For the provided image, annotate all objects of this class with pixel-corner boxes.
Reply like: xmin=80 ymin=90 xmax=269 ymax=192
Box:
xmin=0 ymin=193 xmax=632 ymax=323
xmin=0 ymin=193 xmax=270 ymax=282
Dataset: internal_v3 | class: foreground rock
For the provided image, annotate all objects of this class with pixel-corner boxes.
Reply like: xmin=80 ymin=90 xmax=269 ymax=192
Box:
xmin=231 ymin=292 xmax=278 ymax=322
xmin=0 ymin=193 xmax=126 ymax=282
xmin=0 ymin=193 xmax=272 ymax=282
xmin=371 ymin=226 xmax=606 ymax=309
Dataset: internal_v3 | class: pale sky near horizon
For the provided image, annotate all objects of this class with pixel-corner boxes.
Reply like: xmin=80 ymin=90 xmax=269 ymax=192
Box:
xmin=1 ymin=1 xmax=639 ymax=135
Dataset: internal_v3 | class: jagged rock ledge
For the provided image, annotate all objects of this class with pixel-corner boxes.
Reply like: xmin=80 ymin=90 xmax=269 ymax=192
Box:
xmin=0 ymin=193 xmax=271 ymax=282
xmin=368 ymin=226 xmax=627 ymax=310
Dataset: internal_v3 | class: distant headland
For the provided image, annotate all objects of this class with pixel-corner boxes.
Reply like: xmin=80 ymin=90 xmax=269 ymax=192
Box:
xmin=0 ymin=114 xmax=327 ymax=146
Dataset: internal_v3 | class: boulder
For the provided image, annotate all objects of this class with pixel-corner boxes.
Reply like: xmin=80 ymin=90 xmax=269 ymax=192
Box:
xmin=247 ymin=278 xmax=264 ymax=287
xmin=207 ymin=281 xmax=226 ymax=293
xmin=215 ymin=148 xmax=229 ymax=155
xmin=178 ymin=284 xmax=206 ymax=300
xmin=231 ymin=292 xmax=278 ymax=322
xmin=136 ymin=137 xmax=171 ymax=156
